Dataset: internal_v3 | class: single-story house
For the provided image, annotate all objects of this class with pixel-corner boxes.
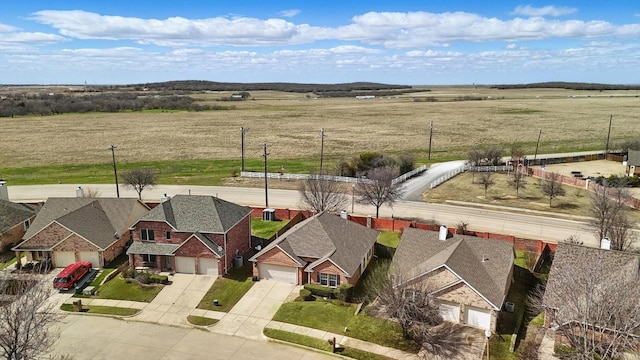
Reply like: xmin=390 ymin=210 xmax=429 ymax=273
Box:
xmin=391 ymin=227 xmax=514 ymax=332
xmin=249 ymin=212 xmax=379 ymax=286
xmin=0 ymin=199 xmax=39 ymax=253
xmin=626 ymin=149 xmax=640 ymax=176
xmin=127 ymin=195 xmax=252 ymax=276
xmin=12 ymin=197 xmax=149 ymax=268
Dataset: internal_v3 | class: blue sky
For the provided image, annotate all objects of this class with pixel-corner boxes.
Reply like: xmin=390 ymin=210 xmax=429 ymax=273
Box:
xmin=1 ymin=1 xmax=639 ymax=85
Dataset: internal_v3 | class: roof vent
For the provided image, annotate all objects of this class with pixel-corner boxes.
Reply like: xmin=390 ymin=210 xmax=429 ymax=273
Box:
xmin=438 ymin=226 xmax=448 ymax=241
xmin=0 ymin=179 xmax=8 ymax=201
xmin=76 ymin=186 xmax=85 ymax=198
xmin=161 ymin=194 xmax=171 ymax=203
xmin=600 ymin=237 xmax=611 ymax=250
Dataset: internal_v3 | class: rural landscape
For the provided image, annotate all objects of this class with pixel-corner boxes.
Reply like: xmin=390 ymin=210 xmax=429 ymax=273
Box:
xmin=1 ymin=80 xmax=640 ymax=360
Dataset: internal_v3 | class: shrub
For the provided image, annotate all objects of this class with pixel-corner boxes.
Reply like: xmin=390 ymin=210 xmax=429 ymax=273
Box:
xmin=299 ymin=288 xmax=314 ymax=301
xmin=335 ymin=284 xmax=354 ymax=302
xmin=149 ymin=274 xmax=169 ymax=284
xmin=304 ymin=284 xmax=335 ymax=298
xmin=135 ymin=274 xmax=150 ymax=284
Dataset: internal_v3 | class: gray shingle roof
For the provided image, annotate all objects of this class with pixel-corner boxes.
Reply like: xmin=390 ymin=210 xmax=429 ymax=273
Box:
xmin=250 ymin=212 xmax=379 ymax=276
xmin=17 ymin=197 xmax=145 ymax=250
xmin=0 ymin=200 xmax=37 ymax=233
xmin=628 ymin=149 xmax=640 ymax=167
xmin=127 ymin=242 xmax=180 ymax=256
xmin=393 ymin=227 xmax=514 ymax=309
xmin=140 ymin=195 xmax=251 ymax=233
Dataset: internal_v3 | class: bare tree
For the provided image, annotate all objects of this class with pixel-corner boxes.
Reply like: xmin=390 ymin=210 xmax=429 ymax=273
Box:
xmin=121 ymin=168 xmax=157 ymax=200
xmin=83 ymin=187 xmax=101 ymax=197
xmin=507 ymin=168 xmax=527 ymax=198
xmin=540 ymin=172 xmax=566 ymax=207
xmin=467 ymin=148 xmax=484 ymax=167
xmin=536 ymin=245 xmax=640 ymax=359
xmin=0 ymin=276 xmax=63 ymax=360
xmin=485 ymin=147 xmax=503 ymax=166
xmin=588 ymin=182 xmax=634 ymax=251
xmin=354 ymin=166 xmax=403 ymax=218
xmin=299 ymin=175 xmax=348 ymax=213
xmin=477 ymin=172 xmax=495 ymax=198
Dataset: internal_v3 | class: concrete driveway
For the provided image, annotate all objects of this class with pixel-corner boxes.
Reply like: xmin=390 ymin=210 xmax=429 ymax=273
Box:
xmin=49 ymin=314 xmax=332 ymax=360
xmin=212 ymin=279 xmax=297 ymax=340
xmin=133 ymin=273 xmax=216 ymax=326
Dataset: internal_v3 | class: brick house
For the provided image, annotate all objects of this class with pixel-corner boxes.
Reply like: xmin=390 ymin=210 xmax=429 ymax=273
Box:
xmin=249 ymin=212 xmax=379 ymax=286
xmin=126 ymin=195 xmax=252 ymax=276
xmin=392 ymin=227 xmax=514 ymax=332
xmin=12 ymin=197 xmax=149 ymax=268
xmin=0 ymin=199 xmax=39 ymax=253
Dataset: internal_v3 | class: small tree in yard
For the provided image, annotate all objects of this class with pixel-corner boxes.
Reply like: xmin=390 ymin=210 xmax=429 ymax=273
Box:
xmin=477 ymin=172 xmax=495 ymax=198
xmin=0 ymin=276 xmax=63 ymax=360
xmin=507 ymin=168 xmax=527 ymax=198
xmin=299 ymin=174 xmax=348 ymax=213
xmin=354 ymin=166 xmax=404 ymax=218
xmin=588 ymin=182 xmax=635 ymax=251
xmin=122 ymin=168 xmax=157 ymax=200
xmin=540 ymin=172 xmax=565 ymax=207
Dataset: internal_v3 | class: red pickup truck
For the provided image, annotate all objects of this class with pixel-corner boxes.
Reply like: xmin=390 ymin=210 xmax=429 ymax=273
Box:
xmin=53 ymin=261 xmax=92 ymax=291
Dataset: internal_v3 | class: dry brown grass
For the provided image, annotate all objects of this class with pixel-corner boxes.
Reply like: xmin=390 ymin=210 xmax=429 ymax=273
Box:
xmin=2 ymin=86 xmax=640 ymax=168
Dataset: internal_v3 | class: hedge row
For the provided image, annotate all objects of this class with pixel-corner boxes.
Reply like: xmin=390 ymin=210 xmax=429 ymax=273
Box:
xmin=303 ymin=283 xmax=354 ymax=302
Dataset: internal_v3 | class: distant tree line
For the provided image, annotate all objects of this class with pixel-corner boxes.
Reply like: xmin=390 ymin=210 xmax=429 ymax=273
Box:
xmin=334 ymin=151 xmax=416 ymax=177
xmin=0 ymin=92 xmax=233 ymax=117
xmin=493 ymin=81 xmax=640 ymax=91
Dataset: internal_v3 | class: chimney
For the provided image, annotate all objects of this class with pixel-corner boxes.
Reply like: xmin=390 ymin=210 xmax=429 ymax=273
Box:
xmin=76 ymin=186 xmax=85 ymax=198
xmin=161 ymin=194 xmax=171 ymax=203
xmin=438 ymin=225 xmax=448 ymax=241
xmin=0 ymin=180 xmax=8 ymax=201
xmin=340 ymin=210 xmax=348 ymax=219
xmin=600 ymin=237 xmax=611 ymax=250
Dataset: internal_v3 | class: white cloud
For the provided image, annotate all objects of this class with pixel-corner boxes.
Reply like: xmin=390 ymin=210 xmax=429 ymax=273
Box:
xmin=0 ymin=23 xmax=18 ymax=32
xmin=279 ymin=9 xmax=300 ymax=18
xmin=0 ymin=31 xmax=66 ymax=45
xmin=506 ymin=43 xmax=517 ymax=49
xmin=512 ymin=5 xmax=577 ymax=17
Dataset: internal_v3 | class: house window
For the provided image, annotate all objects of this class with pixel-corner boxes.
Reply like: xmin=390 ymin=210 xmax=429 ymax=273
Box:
xmin=140 ymin=229 xmax=154 ymax=241
xmin=319 ymin=273 xmax=328 ymax=286
xmin=142 ymin=254 xmax=157 ymax=263
xmin=319 ymin=273 xmax=340 ymax=287
xmin=165 ymin=231 xmax=171 ymax=239
xmin=367 ymin=247 xmax=372 ymax=259
xmin=23 ymin=219 xmax=30 ymax=230
xmin=329 ymin=274 xmax=339 ymax=287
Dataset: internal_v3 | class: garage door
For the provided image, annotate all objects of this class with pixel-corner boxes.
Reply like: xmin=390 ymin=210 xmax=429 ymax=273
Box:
xmin=79 ymin=251 xmax=100 ymax=268
xmin=54 ymin=251 xmax=76 ymax=268
xmin=439 ymin=302 xmax=461 ymax=323
xmin=464 ymin=307 xmax=492 ymax=330
xmin=258 ymin=263 xmax=297 ymax=284
xmin=198 ymin=257 xmax=218 ymax=276
xmin=175 ymin=256 xmax=195 ymax=274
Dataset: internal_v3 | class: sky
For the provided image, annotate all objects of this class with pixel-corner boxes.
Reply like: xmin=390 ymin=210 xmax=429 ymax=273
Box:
xmin=1 ymin=1 xmax=640 ymax=85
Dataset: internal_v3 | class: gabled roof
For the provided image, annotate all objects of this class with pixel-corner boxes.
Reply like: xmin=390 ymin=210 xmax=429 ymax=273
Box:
xmin=138 ymin=195 xmax=251 ymax=233
xmin=393 ymin=227 xmax=514 ymax=309
xmin=17 ymin=197 xmax=146 ymax=250
xmin=628 ymin=149 xmax=640 ymax=167
xmin=250 ymin=212 xmax=379 ymax=277
xmin=543 ymin=243 xmax=640 ymax=313
xmin=0 ymin=199 xmax=38 ymax=233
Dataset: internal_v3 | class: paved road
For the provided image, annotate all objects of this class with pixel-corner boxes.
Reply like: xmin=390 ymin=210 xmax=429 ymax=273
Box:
xmin=7 ymin=183 xmax=604 ymax=246
xmin=401 ymin=160 xmax=466 ymax=201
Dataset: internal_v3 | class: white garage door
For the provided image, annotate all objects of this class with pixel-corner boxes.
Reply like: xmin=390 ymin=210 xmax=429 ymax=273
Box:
xmin=54 ymin=251 xmax=76 ymax=268
xmin=198 ymin=257 xmax=218 ymax=276
xmin=79 ymin=251 xmax=99 ymax=268
xmin=464 ymin=307 xmax=492 ymax=331
xmin=439 ymin=302 xmax=461 ymax=323
xmin=175 ymin=256 xmax=195 ymax=274
xmin=258 ymin=263 xmax=297 ymax=284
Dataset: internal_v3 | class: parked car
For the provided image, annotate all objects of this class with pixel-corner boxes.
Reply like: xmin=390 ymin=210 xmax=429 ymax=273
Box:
xmin=53 ymin=261 xmax=92 ymax=291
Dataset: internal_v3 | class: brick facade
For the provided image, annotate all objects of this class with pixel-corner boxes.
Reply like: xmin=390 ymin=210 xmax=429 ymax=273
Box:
xmin=19 ymin=222 xmax=71 ymax=248
xmin=0 ymin=220 xmax=30 ymax=252
xmin=252 ymin=246 xmax=299 ymax=279
xmin=309 ymin=260 xmax=353 ymax=286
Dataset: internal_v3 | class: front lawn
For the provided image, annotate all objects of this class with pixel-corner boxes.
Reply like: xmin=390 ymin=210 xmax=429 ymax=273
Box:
xmin=273 ymin=298 xmax=418 ymax=353
xmin=96 ymin=276 xmax=163 ymax=303
xmin=197 ymin=262 xmax=254 ymax=312
xmin=251 ymin=218 xmax=289 ymax=239
xmin=187 ymin=315 xmax=219 ymax=326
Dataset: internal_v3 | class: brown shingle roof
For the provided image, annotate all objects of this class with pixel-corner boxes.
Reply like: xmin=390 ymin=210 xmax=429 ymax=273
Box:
xmin=0 ymin=200 xmax=37 ymax=233
xmin=393 ymin=227 xmax=514 ymax=309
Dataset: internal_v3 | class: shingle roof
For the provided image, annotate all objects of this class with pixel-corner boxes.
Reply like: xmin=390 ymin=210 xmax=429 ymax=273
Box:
xmin=393 ymin=227 xmax=514 ymax=309
xmin=139 ymin=195 xmax=251 ymax=233
xmin=0 ymin=200 xmax=37 ymax=233
xmin=543 ymin=243 xmax=640 ymax=312
xmin=249 ymin=212 xmax=380 ymax=276
xmin=127 ymin=242 xmax=180 ymax=256
xmin=18 ymin=197 xmax=145 ymax=250
xmin=628 ymin=149 xmax=640 ymax=167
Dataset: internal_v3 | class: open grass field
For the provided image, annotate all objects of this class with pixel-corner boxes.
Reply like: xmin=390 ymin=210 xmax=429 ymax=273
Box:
xmin=1 ymin=87 xmax=640 ymax=187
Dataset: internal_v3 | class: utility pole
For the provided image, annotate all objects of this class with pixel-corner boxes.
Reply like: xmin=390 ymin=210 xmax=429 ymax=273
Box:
xmin=605 ymin=115 xmax=613 ymax=154
xmin=428 ymin=121 xmax=433 ymax=160
xmin=108 ymin=144 xmax=119 ymax=198
xmin=240 ymin=127 xmax=248 ymax=172
xmin=534 ymin=129 xmax=542 ymax=162
xmin=261 ymin=143 xmax=271 ymax=208
xmin=320 ymin=128 xmax=326 ymax=174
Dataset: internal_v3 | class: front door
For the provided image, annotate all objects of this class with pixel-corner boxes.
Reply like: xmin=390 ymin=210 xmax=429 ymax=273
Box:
xmin=164 ymin=255 xmax=172 ymax=271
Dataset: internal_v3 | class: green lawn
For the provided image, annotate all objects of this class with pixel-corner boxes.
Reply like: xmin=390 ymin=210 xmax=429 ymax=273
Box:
xmin=187 ymin=315 xmax=219 ymax=326
xmin=489 ymin=334 xmax=517 ymax=360
xmin=60 ymin=303 xmax=139 ymax=316
xmin=197 ymin=262 xmax=254 ymax=312
xmin=251 ymin=218 xmax=289 ymax=239
xmin=264 ymin=328 xmax=395 ymax=360
xmin=0 ymin=253 xmax=20 ymax=271
xmin=95 ymin=276 xmax=163 ymax=303
xmin=376 ymin=231 xmax=400 ymax=248
xmin=272 ymin=298 xmax=418 ymax=353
